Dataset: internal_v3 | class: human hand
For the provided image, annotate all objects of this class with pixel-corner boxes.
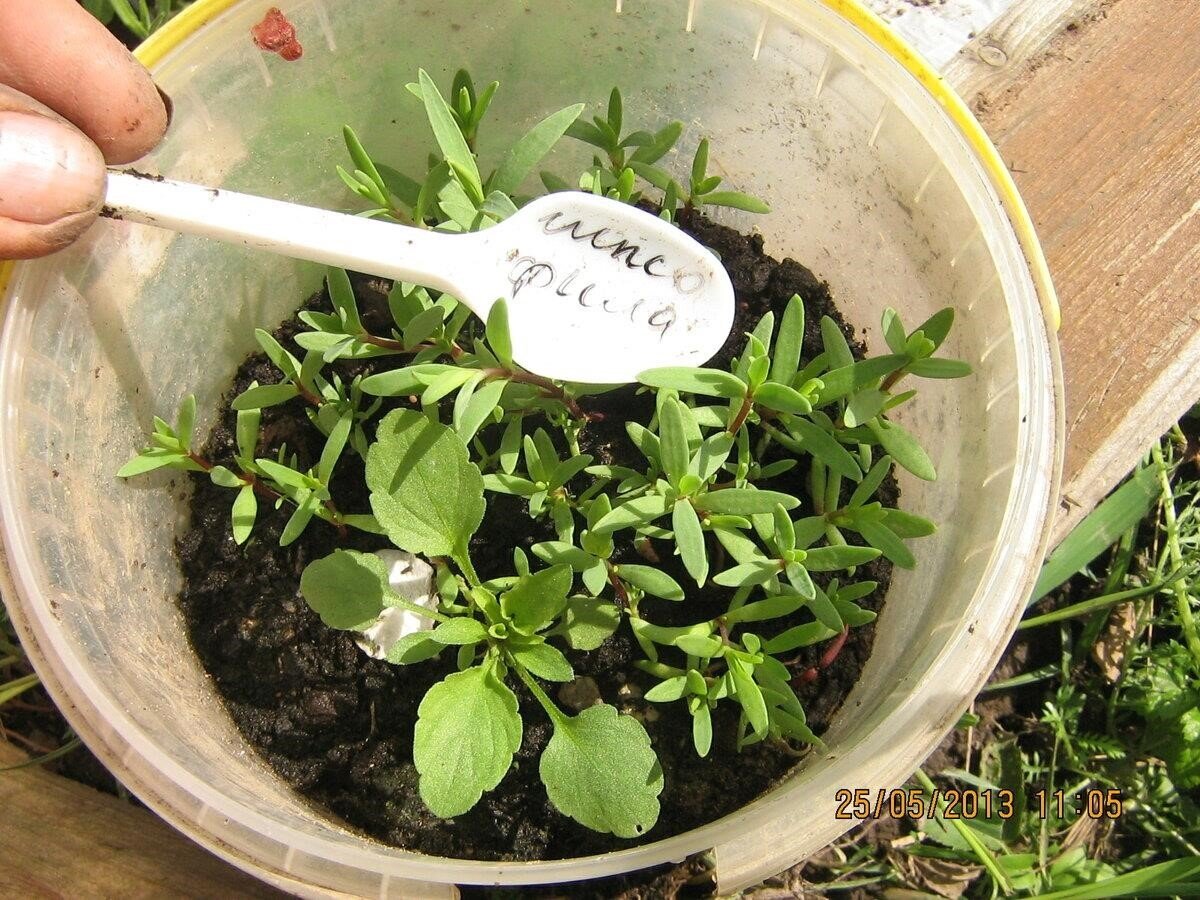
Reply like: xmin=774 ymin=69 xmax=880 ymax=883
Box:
xmin=0 ymin=0 xmax=169 ymax=260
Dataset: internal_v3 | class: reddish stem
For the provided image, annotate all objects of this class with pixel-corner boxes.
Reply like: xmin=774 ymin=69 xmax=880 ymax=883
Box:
xmin=360 ymin=333 xmax=465 ymax=360
xmin=605 ymin=563 xmax=631 ymax=610
xmin=727 ymin=393 xmax=755 ymax=435
xmin=187 ymin=451 xmax=213 ymax=472
xmin=791 ymin=626 xmax=850 ymax=686
xmin=486 ymin=368 xmax=589 ymax=420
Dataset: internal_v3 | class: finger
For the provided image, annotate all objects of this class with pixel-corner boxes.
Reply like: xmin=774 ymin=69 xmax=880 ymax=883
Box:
xmin=0 ymin=89 xmax=106 ymax=260
xmin=0 ymin=0 xmax=168 ymax=164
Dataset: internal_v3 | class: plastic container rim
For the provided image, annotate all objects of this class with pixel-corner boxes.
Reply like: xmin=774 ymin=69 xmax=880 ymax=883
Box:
xmin=0 ymin=0 xmax=1065 ymax=890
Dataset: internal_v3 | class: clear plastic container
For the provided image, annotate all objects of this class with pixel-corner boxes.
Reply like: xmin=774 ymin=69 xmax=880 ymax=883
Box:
xmin=0 ymin=0 xmax=1062 ymax=895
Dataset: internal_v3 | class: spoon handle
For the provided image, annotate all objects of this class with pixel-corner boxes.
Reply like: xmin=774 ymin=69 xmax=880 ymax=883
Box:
xmin=103 ymin=170 xmax=471 ymax=300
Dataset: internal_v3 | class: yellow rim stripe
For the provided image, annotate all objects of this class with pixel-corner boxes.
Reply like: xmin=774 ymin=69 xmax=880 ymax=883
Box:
xmin=818 ymin=0 xmax=1060 ymax=330
xmin=2 ymin=0 xmax=1059 ymax=330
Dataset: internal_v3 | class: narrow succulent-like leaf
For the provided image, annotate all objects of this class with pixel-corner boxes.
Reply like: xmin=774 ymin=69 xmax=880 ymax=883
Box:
xmin=915 ymin=307 xmax=955 ymax=350
xmin=638 ymin=367 xmax=747 ymax=399
xmin=724 ymin=592 xmax=805 ymax=624
xmin=844 ymin=388 xmax=887 ymax=428
xmin=881 ymin=308 xmax=907 ymax=354
xmin=592 ymin=494 xmax=671 ymax=534
xmin=280 ymin=493 xmax=319 ymax=546
xmin=491 ymin=104 xmax=586 ymax=194
xmin=695 ymin=488 xmax=800 ymax=515
xmin=659 ymin=397 xmax=689 ymax=486
xmin=486 ymin=299 xmax=514 ymax=369
xmin=630 ymin=120 xmax=683 ymax=165
xmin=701 ymin=191 xmax=770 ymax=213
xmin=550 ymin=453 xmax=595 ymax=490
xmin=785 ymin=417 xmax=861 ymax=481
xmin=209 ymin=465 xmax=242 ymax=489
xmin=116 ymin=450 xmax=189 ymax=477
xmin=231 ymin=483 xmax=257 ymax=545
xmin=692 ymin=702 xmax=713 ymax=756
xmin=816 ymin=356 xmax=909 ymax=404
xmin=728 ymin=658 xmax=769 ymax=736
xmin=482 ymin=473 xmax=539 ymax=496
xmin=231 ymin=383 xmax=299 ymax=410
xmin=803 ymin=544 xmax=882 ymax=571
xmin=499 ymin=416 xmax=522 ymax=475
xmin=855 ymin=520 xmax=915 ymax=568
xmin=769 ymin=294 xmax=805 ymax=388
xmin=673 ymin=500 xmax=708 ymax=586
xmin=849 ymin=455 xmax=892 ymax=508
xmin=235 ymin=406 xmax=261 ymax=461
xmin=457 ymin=378 xmax=506 ymax=445
xmin=417 ymin=69 xmax=482 ymax=197
xmin=908 ymin=358 xmax=973 ymax=379
xmin=316 ymin=413 xmax=352 ymax=484
xmin=808 ymin=586 xmax=844 ymax=632
xmin=820 ymin=316 xmax=854 ymax=369
xmin=359 ymin=366 xmax=428 ymax=397
xmin=414 ymin=664 xmax=521 ymax=817
xmin=255 ymin=458 xmax=309 ymax=490
xmin=785 ymin=562 xmax=816 ymax=598
xmin=531 ymin=541 xmax=595 ymax=570
xmin=763 ymin=622 xmax=839 ymax=654
xmin=713 ymin=561 xmax=780 ymax=588
xmin=616 ymin=564 xmax=684 ymax=601
xmin=868 ymin=419 xmax=936 ymax=481
xmin=645 ymin=676 xmax=689 ymax=702
xmin=754 ymin=382 xmax=812 ymax=415
xmin=326 ymin=266 xmax=363 ymax=333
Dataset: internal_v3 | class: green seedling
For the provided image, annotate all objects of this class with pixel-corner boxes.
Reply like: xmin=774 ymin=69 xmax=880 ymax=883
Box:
xmin=119 ymin=68 xmax=970 ymax=837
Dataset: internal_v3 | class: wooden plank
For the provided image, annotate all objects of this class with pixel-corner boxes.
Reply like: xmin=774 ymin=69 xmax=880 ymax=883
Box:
xmin=5 ymin=2 xmax=1197 ymax=895
xmin=964 ymin=0 xmax=1200 ymax=543
xmin=941 ymin=0 xmax=1107 ymax=105
xmin=0 ymin=742 xmax=285 ymax=899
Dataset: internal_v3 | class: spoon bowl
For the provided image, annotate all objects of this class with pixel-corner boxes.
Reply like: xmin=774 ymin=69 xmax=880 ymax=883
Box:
xmin=103 ymin=172 xmax=735 ymax=383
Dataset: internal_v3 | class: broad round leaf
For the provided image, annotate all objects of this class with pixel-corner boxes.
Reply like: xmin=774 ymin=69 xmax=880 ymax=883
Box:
xmin=367 ymin=409 xmax=485 ymax=556
xmin=300 ymin=550 xmax=390 ymax=629
xmin=540 ymin=704 xmax=662 ymax=837
xmin=414 ymin=665 xmax=522 ymax=818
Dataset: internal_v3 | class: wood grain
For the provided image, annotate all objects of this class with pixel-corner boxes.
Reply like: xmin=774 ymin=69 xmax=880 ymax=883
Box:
xmin=3 ymin=2 xmax=1196 ymax=896
xmin=965 ymin=0 xmax=1200 ymax=541
xmin=942 ymin=0 xmax=1106 ymax=104
xmin=0 ymin=742 xmax=284 ymax=899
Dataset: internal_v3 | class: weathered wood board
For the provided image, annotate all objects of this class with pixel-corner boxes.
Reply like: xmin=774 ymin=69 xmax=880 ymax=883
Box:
xmin=960 ymin=0 xmax=1200 ymax=542
xmin=0 ymin=743 xmax=284 ymax=899
xmin=4 ymin=0 xmax=1196 ymax=894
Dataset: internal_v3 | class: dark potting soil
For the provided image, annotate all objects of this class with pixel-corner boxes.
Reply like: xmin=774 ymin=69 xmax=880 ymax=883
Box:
xmin=175 ymin=207 xmax=896 ymax=867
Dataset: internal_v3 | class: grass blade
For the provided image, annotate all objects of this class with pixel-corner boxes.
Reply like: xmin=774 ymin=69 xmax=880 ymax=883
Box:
xmin=1031 ymin=464 xmax=1158 ymax=603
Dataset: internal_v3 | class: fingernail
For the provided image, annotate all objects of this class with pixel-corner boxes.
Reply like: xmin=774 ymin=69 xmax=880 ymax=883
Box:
xmin=0 ymin=112 xmax=105 ymax=225
xmin=156 ymin=84 xmax=174 ymax=130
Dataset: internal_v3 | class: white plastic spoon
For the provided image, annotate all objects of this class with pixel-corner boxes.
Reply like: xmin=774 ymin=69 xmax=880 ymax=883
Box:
xmin=103 ymin=170 xmax=735 ymax=384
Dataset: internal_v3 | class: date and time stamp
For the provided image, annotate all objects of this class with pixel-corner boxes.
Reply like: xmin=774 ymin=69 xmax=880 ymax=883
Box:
xmin=834 ymin=788 xmax=1124 ymax=822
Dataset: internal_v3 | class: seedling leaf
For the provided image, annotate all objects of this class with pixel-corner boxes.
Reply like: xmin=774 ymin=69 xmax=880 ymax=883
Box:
xmin=414 ymin=664 xmax=522 ymax=817
xmin=540 ymin=704 xmax=662 ymax=837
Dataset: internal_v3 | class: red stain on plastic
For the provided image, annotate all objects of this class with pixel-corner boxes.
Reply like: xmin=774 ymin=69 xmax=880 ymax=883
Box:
xmin=251 ymin=7 xmax=303 ymax=61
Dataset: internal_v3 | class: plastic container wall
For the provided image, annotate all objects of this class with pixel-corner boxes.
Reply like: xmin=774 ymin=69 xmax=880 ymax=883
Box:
xmin=0 ymin=0 xmax=1059 ymax=895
